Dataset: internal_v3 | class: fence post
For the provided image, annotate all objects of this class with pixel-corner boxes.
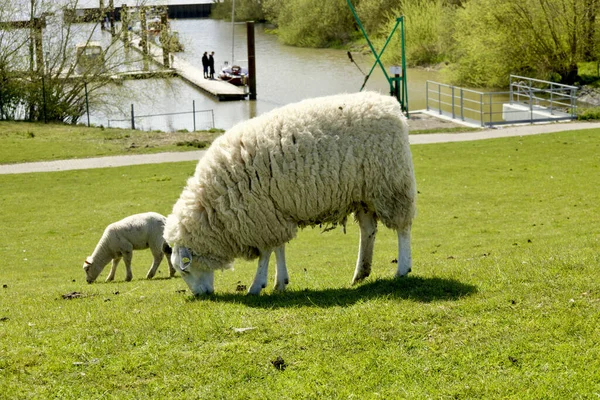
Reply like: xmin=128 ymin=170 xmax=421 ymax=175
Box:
xmin=451 ymin=86 xmax=455 ymax=119
xmin=211 ymin=110 xmax=215 ymax=129
xmin=85 ymin=82 xmax=90 ymax=127
xmin=426 ymin=81 xmax=429 ymax=111
xmin=480 ymin=93 xmax=483 ymax=127
xmin=529 ymin=85 xmax=533 ymax=124
xmin=489 ymin=93 xmax=493 ymax=126
xmin=438 ymin=84 xmax=441 ymax=115
xmin=192 ymin=100 xmax=196 ymax=132
xmin=131 ymin=103 xmax=135 ymax=130
xmin=549 ymin=84 xmax=554 ymax=115
xmin=41 ymin=73 xmax=47 ymax=124
xmin=460 ymin=89 xmax=464 ymax=121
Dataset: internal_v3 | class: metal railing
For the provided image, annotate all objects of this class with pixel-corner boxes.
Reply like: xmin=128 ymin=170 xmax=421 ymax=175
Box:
xmin=426 ymin=75 xmax=578 ymax=127
xmin=108 ymin=100 xmax=215 ymax=132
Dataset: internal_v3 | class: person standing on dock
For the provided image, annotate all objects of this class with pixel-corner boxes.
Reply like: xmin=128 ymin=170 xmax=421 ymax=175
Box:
xmin=209 ymin=52 xmax=215 ymax=79
xmin=202 ymin=52 xmax=209 ymax=79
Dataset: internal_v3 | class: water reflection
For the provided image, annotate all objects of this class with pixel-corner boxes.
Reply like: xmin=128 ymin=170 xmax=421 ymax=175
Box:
xmin=89 ymin=19 xmax=441 ymax=131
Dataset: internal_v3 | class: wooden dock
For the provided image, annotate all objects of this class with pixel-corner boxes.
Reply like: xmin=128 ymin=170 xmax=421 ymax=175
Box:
xmin=129 ymin=35 xmax=248 ymax=101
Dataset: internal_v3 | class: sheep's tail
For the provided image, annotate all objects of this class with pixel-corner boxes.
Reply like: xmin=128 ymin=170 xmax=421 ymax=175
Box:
xmin=162 ymin=241 xmax=173 ymax=256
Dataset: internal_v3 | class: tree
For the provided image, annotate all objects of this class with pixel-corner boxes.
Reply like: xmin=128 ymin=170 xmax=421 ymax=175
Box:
xmin=448 ymin=0 xmax=600 ymax=86
xmin=0 ymin=0 xmax=147 ymax=123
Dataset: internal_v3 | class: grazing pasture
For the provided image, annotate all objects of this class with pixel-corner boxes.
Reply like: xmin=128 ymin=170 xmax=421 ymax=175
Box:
xmin=0 ymin=128 xmax=599 ymax=399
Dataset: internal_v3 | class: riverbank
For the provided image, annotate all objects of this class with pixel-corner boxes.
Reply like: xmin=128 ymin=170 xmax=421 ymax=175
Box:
xmin=3 ymin=119 xmax=600 ymax=175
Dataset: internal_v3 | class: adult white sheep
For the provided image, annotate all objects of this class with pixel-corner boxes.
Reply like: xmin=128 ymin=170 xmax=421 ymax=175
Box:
xmin=83 ymin=212 xmax=176 ymax=283
xmin=164 ymin=91 xmax=416 ymax=296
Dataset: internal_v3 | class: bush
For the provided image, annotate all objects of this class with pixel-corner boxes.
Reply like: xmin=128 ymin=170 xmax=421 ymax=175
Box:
xmin=276 ymin=0 xmax=355 ymax=47
xmin=577 ymin=106 xmax=600 ymax=120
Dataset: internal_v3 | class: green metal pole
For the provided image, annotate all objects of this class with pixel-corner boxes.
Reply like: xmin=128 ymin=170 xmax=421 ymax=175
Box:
xmin=400 ymin=17 xmax=408 ymax=116
xmin=347 ymin=0 xmax=393 ymax=86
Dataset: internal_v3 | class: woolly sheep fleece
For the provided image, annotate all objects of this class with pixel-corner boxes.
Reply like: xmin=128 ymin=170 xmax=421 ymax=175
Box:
xmin=164 ymin=91 xmax=416 ymax=292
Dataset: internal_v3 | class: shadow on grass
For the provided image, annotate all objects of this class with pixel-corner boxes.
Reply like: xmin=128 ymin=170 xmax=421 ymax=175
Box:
xmin=189 ymin=276 xmax=477 ymax=308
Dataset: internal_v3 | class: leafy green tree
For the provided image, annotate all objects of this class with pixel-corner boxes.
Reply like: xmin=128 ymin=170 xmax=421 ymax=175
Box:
xmin=448 ymin=0 xmax=600 ymax=86
xmin=375 ymin=0 xmax=446 ymax=67
xmin=354 ymin=0 xmax=402 ymax=35
xmin=211 ymin=0 xmax=266 ymax=22
xmin=1 ymin=0 xmax=147 ymax=123
xmin=276 ymin=0 xmax=356 ymax=47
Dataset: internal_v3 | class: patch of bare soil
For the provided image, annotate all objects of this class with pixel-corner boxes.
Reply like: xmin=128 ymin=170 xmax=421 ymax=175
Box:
xmin=62 ymin=291 xmax=83 ymax=300
xmin=408 ymin=112 xmax=465 ymax=131
xmin=108 ymin=130 xmax=224 ymax=151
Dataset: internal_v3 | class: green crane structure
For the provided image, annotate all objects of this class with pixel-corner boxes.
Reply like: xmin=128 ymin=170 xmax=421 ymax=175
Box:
xmin=346 ymin=0 xmax=408 ymax=116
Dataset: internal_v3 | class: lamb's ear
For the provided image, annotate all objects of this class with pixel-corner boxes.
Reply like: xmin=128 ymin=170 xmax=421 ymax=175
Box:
xmin=178 ymin=247 xmax=193 ymax=272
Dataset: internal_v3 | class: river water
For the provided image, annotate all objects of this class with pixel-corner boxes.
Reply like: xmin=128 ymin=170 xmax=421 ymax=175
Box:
xmin=89 ymin=19 xmax=441 ymax=131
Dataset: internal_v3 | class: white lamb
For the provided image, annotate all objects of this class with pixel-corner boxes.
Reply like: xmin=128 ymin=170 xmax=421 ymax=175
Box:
xmin=83 ymin=212 xmax=176 ymax=283
xmin=164 ymin=91 xmax=417 ymax=296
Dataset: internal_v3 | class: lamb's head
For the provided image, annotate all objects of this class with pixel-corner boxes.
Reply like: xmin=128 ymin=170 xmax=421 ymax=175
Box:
xmin=83 ymin=257 xmax=101 ymax=283
xmin=171 ymin=245 xmax=231 ymax=296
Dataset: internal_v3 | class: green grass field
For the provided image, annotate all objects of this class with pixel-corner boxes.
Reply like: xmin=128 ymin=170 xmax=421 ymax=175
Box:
xmin=0 ymin=121 xmax=223 ymax=164
xmin=0 ymin=126 xmax=599 ymax=398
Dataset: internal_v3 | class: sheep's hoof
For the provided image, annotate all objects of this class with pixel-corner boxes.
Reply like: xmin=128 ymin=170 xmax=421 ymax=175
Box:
xmin=125 ymin=276 xmax=133 ymax=282
xmin=395 ymin=268 xmax=411 ymax=278
xmin=351 ymin=272 xmax=370 ymax=285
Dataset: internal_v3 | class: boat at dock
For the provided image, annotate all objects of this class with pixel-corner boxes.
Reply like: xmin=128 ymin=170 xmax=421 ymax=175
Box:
xmin=219 ymin=62 xmax=249 ymax=86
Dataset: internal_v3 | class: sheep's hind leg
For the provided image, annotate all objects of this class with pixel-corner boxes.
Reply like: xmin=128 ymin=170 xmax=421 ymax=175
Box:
xmin=105 ymin=257 xmax=121 ymax=282
xmin=352 ymin=209 xmax=377 ymax=285
xmin=248 ymin=249 xmax=271 ymax=295
xmin=395 ymin=224 xmax=412 ymax=277
xmin=122 ymin=251 xmax=133 ymax=282
xmin=273 ymin=245 xmax=289 ymax=291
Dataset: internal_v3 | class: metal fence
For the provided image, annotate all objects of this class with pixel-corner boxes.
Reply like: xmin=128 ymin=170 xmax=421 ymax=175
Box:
xmin=108 ymin=100 xmax=215 ymax=132
xmin=426 ymin=75 xmax=578 ymax=127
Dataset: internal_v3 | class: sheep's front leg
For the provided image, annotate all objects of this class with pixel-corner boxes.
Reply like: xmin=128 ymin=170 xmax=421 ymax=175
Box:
xmin=146 ymin=252 xmax=163 ymax=279
xmin=273 ymin=245 xmax=289 ymax=291
xmin=105 ymin=257 xmax=121 ymax=282
xmin=395 ymin=224 xmax=412 ymax=277
xmin=248 ymin=249 xmax=271 ymax=295
xmin=122 ymin=251 xmax=133 ymax=282
xmin=352 ymin=209 xmax=377 ymax=284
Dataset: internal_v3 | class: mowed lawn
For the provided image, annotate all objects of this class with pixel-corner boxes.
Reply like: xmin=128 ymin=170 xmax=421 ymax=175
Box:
xmin=0 ymin=121 xmax=222 ymax=164
xmin=0 ymin=128 xmax=599 ymax=399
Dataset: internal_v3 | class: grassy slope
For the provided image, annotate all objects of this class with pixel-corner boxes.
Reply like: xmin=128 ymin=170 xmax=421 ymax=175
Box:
xmin=0 ymin=129 xmax=599 ymax=398
xmin=0 ymin=121 xmax=479 ymax=165
xmin=0 ymin=121 xmax=222 ymax=164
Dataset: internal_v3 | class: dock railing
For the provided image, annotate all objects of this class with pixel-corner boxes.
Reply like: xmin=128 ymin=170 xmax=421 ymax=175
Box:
xmin=426 ymin=75 xmax=578 ymax=127
xmin=108 ymin=101 xmax=215 ymax=132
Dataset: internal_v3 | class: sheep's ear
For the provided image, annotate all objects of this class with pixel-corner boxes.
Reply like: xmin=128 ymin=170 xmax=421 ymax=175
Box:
xmin=179 ymin=247 xmax=193 ymax=271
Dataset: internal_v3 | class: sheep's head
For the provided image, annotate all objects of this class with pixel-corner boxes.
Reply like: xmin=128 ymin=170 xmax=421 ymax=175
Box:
xmin=83 ymin=258 xmax=100 ymax=283
xmin=171 ymin=245 xmax=231 ymax=296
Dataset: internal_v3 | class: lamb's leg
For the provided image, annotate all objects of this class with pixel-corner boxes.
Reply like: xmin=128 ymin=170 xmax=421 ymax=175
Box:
xmin=166 ymin=255 xmax=176 ymax=278
xmin=248 ymin=249 xmax=272 ymax=295
xmin=146 ymin=252 xmax=163 ymax=279
xmin=162 ymin=242 xmax=176 ymax=277
xmin=395 ymin=224 xmax=412 ymax=277
xmin=122 ymin=251 xmax=133 ymax=282
xmin=273 ymin=245 xmax=289 ymax=291
xmin=352 ymin=209 xmax=377 ymax=285
xmin=105 ymin=257 xmax=121 ymax=282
